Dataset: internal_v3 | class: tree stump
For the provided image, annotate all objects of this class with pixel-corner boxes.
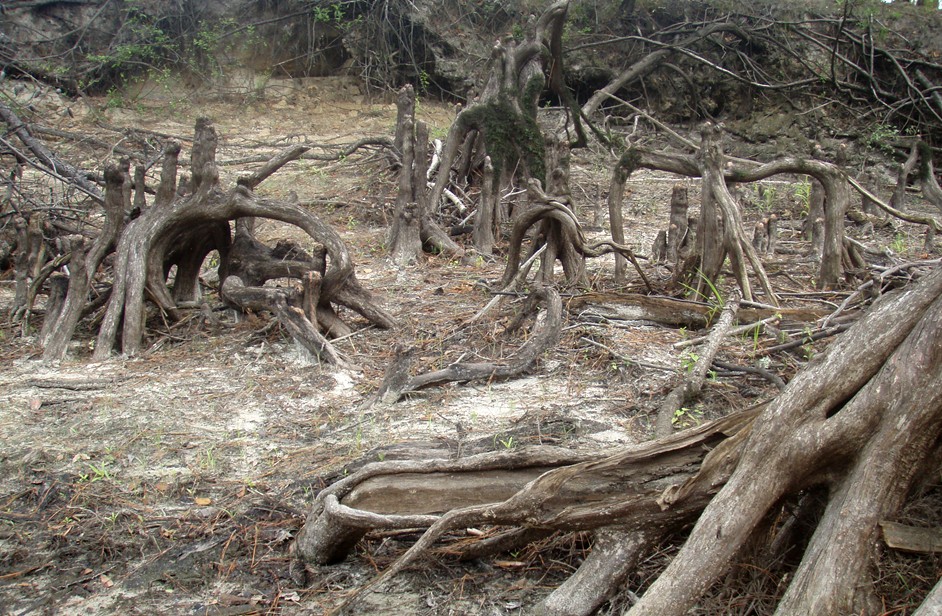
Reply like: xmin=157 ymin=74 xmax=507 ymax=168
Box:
xmin=24 ymin=117 xmax=398 ymax=360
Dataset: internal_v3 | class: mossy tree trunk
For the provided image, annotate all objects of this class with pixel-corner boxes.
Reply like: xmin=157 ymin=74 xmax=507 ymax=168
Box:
xmin=426 ymin=1 xmax=577 ymax=233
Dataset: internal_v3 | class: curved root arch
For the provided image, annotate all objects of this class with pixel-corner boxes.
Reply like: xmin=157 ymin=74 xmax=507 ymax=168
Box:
xmin=612 ymin=128 xmax=850 ymax=289
xmin=500 ymin=179 xmax=651 ymax=290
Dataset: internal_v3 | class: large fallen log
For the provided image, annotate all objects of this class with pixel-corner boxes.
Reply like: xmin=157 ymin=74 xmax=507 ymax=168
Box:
xmin=296 ymin=265 xmax=942 ymax=616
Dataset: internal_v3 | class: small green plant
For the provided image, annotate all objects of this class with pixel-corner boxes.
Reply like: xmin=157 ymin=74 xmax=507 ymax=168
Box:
xmin=866 ymin=124 xmax=900 ymax=156
xmin=890 ymin=233 xmax=908 ymax=254
xmin=680 ymin=350 xmax=700 ymax=373
xmin=199 ymin=447 xmax=217 ymax=470
xmin=681 ymin=270 xmax=725 ymax=325
xmin=105 ymin=86 xmax=125 ymax=109
xmin=494 ymin=434 xmax=516 ymax=449
xmin=793 ymin=178 xmax=812 ymax=216
xmin=755 ymin=184 xmax=776 ymax=213
xmin=86 ymin=461 xmax=113 ymax=482
xmin=672 ymin=407 xmax=704 ymax=429
xmin=418 ymin=69 xmax=431 ymax=95
xmin=312 ymin=2 xmax=346 ymax=24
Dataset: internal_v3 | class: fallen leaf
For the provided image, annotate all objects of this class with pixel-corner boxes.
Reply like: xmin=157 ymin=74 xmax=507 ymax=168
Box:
xmin=194 ymin=497 xmax=212 ymax=506
xmin=493 ymin=560 xmax=526 ymax=569
xmin=100 ymin=574 xmax=114 ymax=588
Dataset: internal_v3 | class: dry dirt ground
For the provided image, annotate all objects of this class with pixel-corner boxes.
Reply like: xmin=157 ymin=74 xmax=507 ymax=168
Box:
xmin=1 ymin=78 xmax=938 ymax=615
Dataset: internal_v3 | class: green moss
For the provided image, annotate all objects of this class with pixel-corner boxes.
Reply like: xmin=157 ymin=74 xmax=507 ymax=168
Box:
xmin=618 ymin=148 xmax=642 ymax=176
xmin=465 ymin=97 xmax=546 ymax=185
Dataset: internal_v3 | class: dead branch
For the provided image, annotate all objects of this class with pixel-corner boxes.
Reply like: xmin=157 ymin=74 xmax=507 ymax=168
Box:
xmin=0 ymin=101 xmax=102 ymax=202
xmin=654 ymin=289 xmax=741 ymax=437
xmin=372 ymin=286 xmax=562 ymax=404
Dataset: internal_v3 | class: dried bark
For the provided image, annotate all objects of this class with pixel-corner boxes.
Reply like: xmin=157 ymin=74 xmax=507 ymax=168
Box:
xmin=612 ymin=129 xmax=851 ymax=289
xmin=425 ymin=1 xmax=572 ymax=218
xmin=501 ymin=180 xmax=651 ymax=291
xmin=629 ymin=265 xmax=942 ymax=616
xmin=654 ymin=289 xmax=741 ymax=437
xmin=389 ymin=86 xmax=461 ymax=260
xmin=699 ymin=124 xmax=778 ymax=304
xmin=666 ymin=183 xmax=689 ymax=263
xmin=472 ymin=156 xmax=497 ymax=255
xmin=0 ymin=101 xmax=102 ymax=202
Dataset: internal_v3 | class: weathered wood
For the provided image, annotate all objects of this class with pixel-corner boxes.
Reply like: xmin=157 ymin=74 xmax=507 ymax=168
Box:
xmin=41 ymin=235 xmax=87 ymax=360
xmin=472 ymin=156 xmax=496 ymax=255
xmin=608 ymin=164 xmax=631 ymax=284
xmin=654 ymin=289 xmax=741 ymax=437
xmin=913 ymin=577 xmax=942 ymax=616
xmin=628 ymin=266 xmax=942 ymax=616
xmin=221 ymin=276 xmax=347 ymax=366
xmin=301 ymin=267 xmax=942 ymax=616
xmin=389 ymin=113 xmax=423 ymax=267
xmin=881 ymin=521 xmax=942 ymax=554
xmin=502 ymin=180 xmax=650 ymax=290
xmin=569 ymin=292 xmax=824 ymax=329
xmin=700 ymin=124 xmax=778 ymax=305
xmin=666 ymin=183 xmax=689 ymax=263
xmin=310 ymin=405 xmax=763 ymax=613
xmin=0 ymin=101 xmax=102 ymax=202
xmin=389 ymin=88 xmax=461 ymax=259
xmin=93 ymin=119 xmax=393 ymax=358
xmin=155 ymin=142 xmax=180 ymax=207
xmin=38 ymin=273 xmax=68 ymax=344
xmin=891 ymin=141 xmax=919 ymax=212
xmin=614 ymin=138 xmax=851 ymax=288
xmin=917 ymin=141 xmax=942 ymax=217
xmin=538 ymin=528 xmax=661 ymax=616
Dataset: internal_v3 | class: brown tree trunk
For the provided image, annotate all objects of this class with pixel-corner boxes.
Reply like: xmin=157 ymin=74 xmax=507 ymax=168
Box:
xmin=472 ymin=156 xmax=497 ymax=255
xmin=666 ymin=183 xmax=689 ymax=264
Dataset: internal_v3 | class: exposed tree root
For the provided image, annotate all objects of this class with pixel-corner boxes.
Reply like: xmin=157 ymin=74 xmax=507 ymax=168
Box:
xmin=499 ymin=179 xmax=651 ymax=291
xmin=297 ymin=265 xmax=942 ymax=616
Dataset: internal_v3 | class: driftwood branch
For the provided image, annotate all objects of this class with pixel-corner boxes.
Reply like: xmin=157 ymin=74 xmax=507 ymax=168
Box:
xmin=654 ymin=289 xmax=742 ymax=436
xmin=374 ymin=286 xmax=563 ymax=404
